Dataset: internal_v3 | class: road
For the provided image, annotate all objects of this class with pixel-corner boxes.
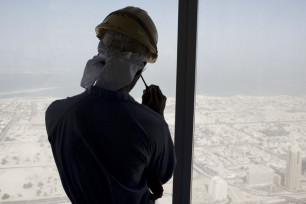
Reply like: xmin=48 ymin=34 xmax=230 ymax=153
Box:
xmin=0 ymin=117 xmax=19 ymax=143
xmin=1 ymin=197 xmax=70 ymax=204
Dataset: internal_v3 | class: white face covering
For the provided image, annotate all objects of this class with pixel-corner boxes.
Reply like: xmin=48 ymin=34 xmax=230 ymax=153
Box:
xmin=81 ymin=41 xmax=146 ymax=91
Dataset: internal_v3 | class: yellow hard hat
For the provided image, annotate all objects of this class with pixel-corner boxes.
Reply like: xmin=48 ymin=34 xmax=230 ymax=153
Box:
xmin=95 ymin=6 xmax=158 ymax=63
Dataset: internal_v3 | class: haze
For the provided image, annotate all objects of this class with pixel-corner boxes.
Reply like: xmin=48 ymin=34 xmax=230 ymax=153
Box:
xmin=0 ymin=0 xmax=305 ymax=97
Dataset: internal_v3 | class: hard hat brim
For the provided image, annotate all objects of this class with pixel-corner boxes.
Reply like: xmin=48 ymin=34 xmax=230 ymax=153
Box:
xmin=95 ymin=8 xmax=158 ymax=63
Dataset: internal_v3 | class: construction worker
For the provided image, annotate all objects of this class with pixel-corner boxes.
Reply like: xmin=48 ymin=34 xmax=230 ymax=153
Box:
xmin=45 ymin=6 xmax=176 ymax=204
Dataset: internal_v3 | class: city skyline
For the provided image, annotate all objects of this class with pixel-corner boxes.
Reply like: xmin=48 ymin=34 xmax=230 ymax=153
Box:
xmin=1 ymin=95 xmax=306 ymax=203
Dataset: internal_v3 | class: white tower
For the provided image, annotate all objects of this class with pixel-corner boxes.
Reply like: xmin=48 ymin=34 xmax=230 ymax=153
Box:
xmin=208 ymin=176 xmax=227 ymax=201
xmin=285 ymin=145 xmax=302 ymax=190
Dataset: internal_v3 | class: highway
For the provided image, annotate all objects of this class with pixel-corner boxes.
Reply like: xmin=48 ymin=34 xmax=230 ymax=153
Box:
xmin=0 ymin=117 xmax=19 ymax=143
xmin=1 ymin=197 xmax=70 ymax=204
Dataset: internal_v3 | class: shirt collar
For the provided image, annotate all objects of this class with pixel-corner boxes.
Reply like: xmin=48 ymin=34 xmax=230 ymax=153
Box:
xmin=89 ymin=86 xmax=135 ymax=101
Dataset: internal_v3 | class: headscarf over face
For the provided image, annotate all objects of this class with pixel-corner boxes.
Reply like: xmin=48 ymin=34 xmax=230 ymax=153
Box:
xmin=81 ymin=32 xmax=147 ymax=91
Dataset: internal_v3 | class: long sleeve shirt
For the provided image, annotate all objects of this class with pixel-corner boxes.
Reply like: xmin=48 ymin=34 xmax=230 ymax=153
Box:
xmin=45 ymin=86 xmax=176 ymax=204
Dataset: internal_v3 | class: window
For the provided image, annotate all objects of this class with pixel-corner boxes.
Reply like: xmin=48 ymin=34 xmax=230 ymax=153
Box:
xmin=192 ymin=1 xmax=306 ymax=203
xmin=0 ymin=1 xmax=178 ymax=203
xmin=3 ymin=1 xmax=304 ymax=203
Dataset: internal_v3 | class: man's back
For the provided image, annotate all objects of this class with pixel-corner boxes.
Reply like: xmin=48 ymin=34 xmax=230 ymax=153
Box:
xmin=45 ymin=86 xmax=176 ymax=204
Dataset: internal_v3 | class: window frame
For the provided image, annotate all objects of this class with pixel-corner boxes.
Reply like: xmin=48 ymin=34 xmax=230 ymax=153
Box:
xmin=172 ymin=0 xmax=198 ymax=203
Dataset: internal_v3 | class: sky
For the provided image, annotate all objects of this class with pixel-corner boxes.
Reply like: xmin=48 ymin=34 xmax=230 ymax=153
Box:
xmin=0 ymin=0 xmax=305 ymax=97
xmin=198 ymin=0 xmax=306 ymax=95
xmin=0 ymin=0 xmax=178 ymax=97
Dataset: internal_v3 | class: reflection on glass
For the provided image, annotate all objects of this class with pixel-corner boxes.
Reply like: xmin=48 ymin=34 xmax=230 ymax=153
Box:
xmin=193 ymin=1 xmax=306 ymax=203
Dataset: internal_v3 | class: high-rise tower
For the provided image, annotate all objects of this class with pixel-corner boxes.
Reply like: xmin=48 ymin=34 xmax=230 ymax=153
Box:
xmin=285 ymin=145 xmax=302 ymax=190
xmin=208 ymin=176 xmax=227 ymax=201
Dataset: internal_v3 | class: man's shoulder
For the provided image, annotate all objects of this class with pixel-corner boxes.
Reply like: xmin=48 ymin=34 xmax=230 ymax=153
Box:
xmin=47 ymin=92 xmax=87 ymax=114
xmin=45 ymin=92 xmax=88 ymax=131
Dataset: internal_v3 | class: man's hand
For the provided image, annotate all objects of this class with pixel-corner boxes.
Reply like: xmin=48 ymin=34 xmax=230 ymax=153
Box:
xmin=146 ymin=171 xmax=163 ymax=200
xmin=142 ymin=85 xmax=167 ymax=117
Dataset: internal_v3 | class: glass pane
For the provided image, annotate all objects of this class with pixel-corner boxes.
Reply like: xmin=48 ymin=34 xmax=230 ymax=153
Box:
xmin=0 ymin=1 xmax=177 ymax=203
xmin=193 ymin=1 xmax=306 ymax=203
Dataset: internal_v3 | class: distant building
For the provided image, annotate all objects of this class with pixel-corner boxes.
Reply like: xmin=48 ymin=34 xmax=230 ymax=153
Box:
xmin=302 ymin=157 xmax=306 ymax=176
xmin=208 ymin=176 xmax=227 ymax=201
xmin=273 ymin=171 xmax=285 ymax=186
xmin=273 ymin=174 xmax=282 ymax=186
xmin=266 ymin=198 xmax=287 ymax=204
xmin=285 ymin=145 xmax=302 ymax=190
xmin=246 ymin=165 xmax=274 ymax=186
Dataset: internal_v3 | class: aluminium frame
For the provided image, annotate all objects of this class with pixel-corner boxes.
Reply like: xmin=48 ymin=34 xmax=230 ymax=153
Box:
xmin=172 ymin=0 xmax=198 ymax=203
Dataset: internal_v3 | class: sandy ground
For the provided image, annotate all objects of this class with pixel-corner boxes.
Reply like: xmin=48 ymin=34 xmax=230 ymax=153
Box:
xmin=1 ymin=96 xmax=306 ymax=203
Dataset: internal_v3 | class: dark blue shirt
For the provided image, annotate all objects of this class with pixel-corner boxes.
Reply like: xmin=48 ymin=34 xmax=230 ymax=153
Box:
xmin=45 ymin=86 xmax=176 ymax=204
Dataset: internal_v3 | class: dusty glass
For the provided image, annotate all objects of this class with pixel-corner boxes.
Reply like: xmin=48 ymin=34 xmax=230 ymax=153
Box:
xmin=0 ymin=1 xmax=177 ymax=203
xmin=193 ymin=1 xmax=306 ymax=203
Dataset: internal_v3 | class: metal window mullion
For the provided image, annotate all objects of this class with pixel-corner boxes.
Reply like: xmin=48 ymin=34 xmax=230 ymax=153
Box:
xmin=172 ymin=0 xmax=198 ymax=203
